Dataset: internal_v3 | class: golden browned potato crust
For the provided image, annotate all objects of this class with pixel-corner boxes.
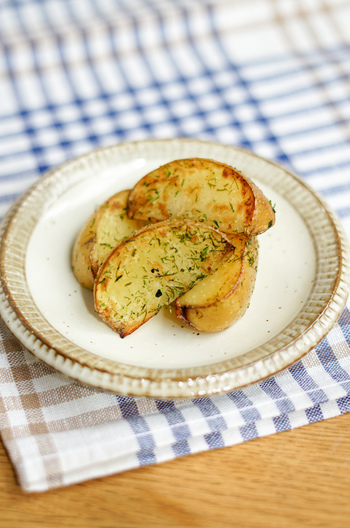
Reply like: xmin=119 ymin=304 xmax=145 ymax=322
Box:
xmin=127 ymin=158 xmax=275 ymax=236
xmin=94 ymin=220 xmax=236 ymax=338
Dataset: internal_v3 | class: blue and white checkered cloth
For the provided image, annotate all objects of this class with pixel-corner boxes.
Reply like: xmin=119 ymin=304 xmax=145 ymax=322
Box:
xmin=1 ymin=0 xmax=350 ymax=491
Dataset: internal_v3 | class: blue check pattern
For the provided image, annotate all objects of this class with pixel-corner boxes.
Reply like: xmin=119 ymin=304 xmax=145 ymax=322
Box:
xmin=1 ymin=0 xmax=350 ymax=491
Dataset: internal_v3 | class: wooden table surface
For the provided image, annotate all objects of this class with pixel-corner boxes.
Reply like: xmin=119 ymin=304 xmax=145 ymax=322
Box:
xmin=1 ymin=411 xmax=350 ymax=528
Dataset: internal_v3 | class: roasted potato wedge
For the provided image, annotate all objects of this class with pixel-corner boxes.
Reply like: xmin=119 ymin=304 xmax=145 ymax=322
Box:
xmin=127 ymin=158 xmax=275 ymax=236
xmin=89 ymin=190 xmax=146 ymax=276
xmin=72 ymin=190 xmax=145 ymax=289
xmin=94 ymin=220 xmax=236 ymax=338
xmin=175 ymin=234 xmax=248 ymax=307
xmin=175 ymin=236 xmax=258 ymax=332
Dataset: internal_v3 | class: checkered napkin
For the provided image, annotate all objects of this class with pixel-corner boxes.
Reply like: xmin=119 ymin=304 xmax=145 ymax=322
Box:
xmin=1 ymin=0 xmax=350 ymax=492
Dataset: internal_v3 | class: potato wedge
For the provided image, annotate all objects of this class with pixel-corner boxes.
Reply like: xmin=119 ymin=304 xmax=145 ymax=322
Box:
xmin=89 ymin=190 xmax=146 ymax=276
xmin=94 ymin=220 xmax=236 ymax=338
xmin=175 ymin=236 xmax=258 ymax=332
xmin=127 ymin=158 xmax=275 ymax=236
xmin=175 ymin=234 xmax=249 ymax=307
xmin=72 ymin=190 xmax=145 ymax=289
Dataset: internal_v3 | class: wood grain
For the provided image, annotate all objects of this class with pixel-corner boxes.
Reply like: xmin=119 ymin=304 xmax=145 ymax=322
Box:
xmin=1 ymin=412 xmax=350 ymax=528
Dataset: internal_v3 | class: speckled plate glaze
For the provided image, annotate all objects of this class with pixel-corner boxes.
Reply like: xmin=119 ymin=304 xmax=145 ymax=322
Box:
xmin=0 ymin=139 xmax=349 ymax=398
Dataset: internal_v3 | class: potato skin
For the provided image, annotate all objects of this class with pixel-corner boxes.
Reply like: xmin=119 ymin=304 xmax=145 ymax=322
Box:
xmin=72 ymin=190 xmax=145 ymax=290
xmin=176 ymin=237 xmax=258 ymax=332
xmin=71 ymin=211 xmax=97 ymax=290
xmin=94 ymin=220 xmax=236 ymax=338
xmin=127 ymin=158 xmax=275 ymax=236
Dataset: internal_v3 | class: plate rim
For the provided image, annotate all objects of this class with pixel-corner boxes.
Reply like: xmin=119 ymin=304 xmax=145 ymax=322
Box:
xmin=1 ymin=138 xmax=350 ymax=398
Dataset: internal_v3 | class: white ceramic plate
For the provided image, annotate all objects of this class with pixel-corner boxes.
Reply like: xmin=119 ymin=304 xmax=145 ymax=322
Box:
xmin=0 ymin=139 xmax=349 ymax=398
